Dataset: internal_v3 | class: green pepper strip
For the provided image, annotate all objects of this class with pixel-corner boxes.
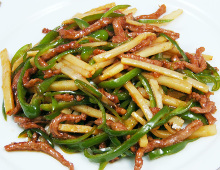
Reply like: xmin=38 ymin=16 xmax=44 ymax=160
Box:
xmin=84 ymin=106 xmax=170 ymax=163
xmin=198 ymin=75 xmax=219 ymax=91
xmin=120 ymin=99 xmax=131 ymax=108
xmin=39 ymin=30 xmax=59 ymax=45
xmin=122 ymin=100 xmax=136 ymax=120
xmin=11 ymin=43 xmax=32 ymax=67
xmin=104 ymin=127 xmax=137 ymax=136
xmin=155 ymin=100 xmax=193 ymax=127
xmin=98 ymin=68 xmax=142 ymax=89
xmin=66 ymin=133 xmax=109 ymax=149
xmin=90 ymin=68 xmax=103 ymax=80
xmin=138 ymin=19 xmax=173 ymax=24
xmin=66 ymin=12 xmax=124 ymax=30
xmin=18 ymin=128 xmax=54 ymax=147
xmin=102 ymin=103 xmax=123 ymax=122
xmin=116 ymin=91 xmax=130 ymax=101
xmin=109 ymin=136 xmax=133 ymax=157
xmin=75 ymin=79 xmax=106 ymax=129
xmin=89 ymin=58 xmax=96 ymax=65
xmin=180 ymin=111 xmax=208 ymax=125
xmin=182 ymin=70 xmax=205 ymax=83
xmin=43 ymin=90 xmax=85 ymax=97
xmin=138 ymin=74 xmax=156 ymax=108
xmin=90 ymin=147 xmax=113 ymax=154
xmin=148 ymin=138 xmax=198 ymax=160
xmin=17 ymin=59 xmax=42 ymax=119
xmin=74 ymin=18 xmax=90 ymax=29
xmin=36 ymin=74 xmax=68 ymax=94
xmin=81 ymin=46 xmax=95 ymax=62
xmin=99 ymin=161 xmax=109 ymax=170
xmin=2 ymin=101 xmax=7 ymax=121
xmin=34 ymin=38 xmax=64 ymax=70
xmin=53 ymin=126 xmax=97 ymax=145
xmin=36 ymin=49 xmax=75 ymax=71
xmin=89 ymin=30 xmax=109 ymax=41
xmin=101 ymin=5 xmax=130 ymax=18
xmin=160 ymin=33 xmax=189 ymax=62
xmin=206 ymin=63 xmax=220 ymax=91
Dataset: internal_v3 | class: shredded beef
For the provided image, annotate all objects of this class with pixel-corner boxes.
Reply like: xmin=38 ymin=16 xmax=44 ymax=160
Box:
xmin=125 ymin=24 xmax=179 ymax=40
xmin=94 ymin=118 xmax=127 ymax=131
xmin=183 ymin=47 xmax=207 ymax=73
xmin=189 ymin=92 xmax=217 ymax=124
xmin=5 ymin=141 xmax=74 ymax=170
xmin=135 ymin=4 xmax=166 ymax=20
xmin=99 ymin=88 xmax=119 ymax=104
xmin=134 ymin=120 xmax=203 ymax=170
xmin=59 ymin=18 xmax=113 ymax=39
xmin=23 ymin=66 xmax=43 ymax=88
xmin=42 ymin=28 xmax=51 ymax=34
xmin=49 ymin=113 xmax=87 ymax=139
xmin=112 ymin=17 xmax=128 ymax=43
xmin=43 ymin=69 xmax=61 ymax=79
xmin=93 ymin=49 xmax=106 ymax=55
xmin=8 ymin=69 xmax=22 ymax=115
xmin=54 ymin=94 xmax=74 ymax=102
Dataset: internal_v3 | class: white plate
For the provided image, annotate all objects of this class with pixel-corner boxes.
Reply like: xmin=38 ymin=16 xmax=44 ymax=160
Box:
xmin=0 ymin=0 xmax=220 ymax=170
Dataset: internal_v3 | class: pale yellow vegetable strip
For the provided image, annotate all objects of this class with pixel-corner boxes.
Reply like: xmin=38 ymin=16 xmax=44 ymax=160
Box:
xmin=137 ymin=87 xmax=186 ymax=107
xmin=99 ymin=62 xmax=125 ymax=81
xmin=27 ymin=51 xmax=38 ymax=57
xmin=124 ymin=109 xmax=144 ymax=130
xmin=55 ymin=62 xmax=114 ymax=106
xmin=149 ymin=79 xmax=163 ymax=109
xmin=12 ymin=57 xmax=23 ymax=72
xmin=151 ymin=129 xmax=172 ymax=138
xmin=54 ymin=62 xmax=87 ymax=82
xmin=58 ymin=124 xmax=101 ymax=135
xmin=121 ymin=58 xmax=209 ymax=93
xmin=63 ymin=54 xmax=95 ymax=73
xmin=188 ymin=124 xmax=217 ymax=139
xmin=142 ymin=73 xmax=192 ymax=94
xmin=139 ymin=135 xmax=148 ymax=147
xmin=81 ymin=42 xmax=108 ymax=47
xmin=72 ymin=105 xmax=117 ymax=122
xmin=164 ymin=123 xmax=176 ymax=134
xmin=84 ymin=2 xmax=116 ymax=14
xmin=135 ymin=42 xmax=173 ymax=57
xmin=92 ymin=58 xmax=115 ymax=70
xmin=124 ymin=81 xmax=153 ymax=121
xmin=48 ymin=80 xmax=78 ymax=91
xmin=61 ymin=59 xmax=93 ymax=78
xmin=62 ymin=2 xmax=116 ymax=25
xmin=93 ymin=32 xmax=155 ymax=62
xmin=131 ymin=112 xmax=148 ymax=147
xmin=61 ymin=108 xmax=72 ymax=115
xmin=162 ymin=94 xmax=186 ymax=107
xmin=168 ymin=116 xmax=184 ymax=130
xmin=122 ymin=8 xmax=137 ymax=15
xmin=0 ymin=49 xmax=14 ymax=114
xmin=152 ymin=36 xmax=167 ymax=44
xmin=131 ymin=112 xmax=147 ymax=125
xmin=153 ymin=9 xmax=183 ymax=26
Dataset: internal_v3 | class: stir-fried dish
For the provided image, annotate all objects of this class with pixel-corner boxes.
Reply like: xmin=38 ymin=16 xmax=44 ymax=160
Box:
xmin=1 ymin=3 xmax=219 ymax=170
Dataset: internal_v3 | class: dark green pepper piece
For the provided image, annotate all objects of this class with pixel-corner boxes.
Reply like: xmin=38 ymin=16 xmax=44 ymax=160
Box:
xmin=81 ymin=46 xmax=94 ymax=62
xmin=101 ymin=5 xmax=130 ymax=18
xmin=17 ymin=59 xmax=42 ymax=119
xmin=89 ymin=30 xmax=109 ymax=41
xmin=138 ymin=19 xmax=173 ymax=24
xmin=98 ymin=68 xmax=142 ymax=89
xmin=2 ymin=101 xmax=7 ymax=121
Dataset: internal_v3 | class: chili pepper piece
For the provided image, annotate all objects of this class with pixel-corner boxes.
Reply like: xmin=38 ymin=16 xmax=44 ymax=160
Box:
xmin=74 ymin=18 xmax=90 ymax=29
xmin=2 ymin=101 xmax=7 ymax=121
xmin=101 ymin=5 xmax=130 ymax=18
xmin=89 ymin=30 xmax=109 ymax=41
xmin=11 ymin=43 xmax=32 ymax=67
xmin=39 ymin=30 xmax=59 ymax=45
xmin=81 ymin=46 xmax=94 ymax=62
xmin=84 ymin=106 xmax=170 ymax=163
xmin=160 ymin=33 xmax=189 ymax=62
xmin=148 ymin=138 xmax=198 ymax=160
xmin=138 ymin=19 xmax=173 ymax=24
xmin=98 ymin=68 xmax=142 ymax=89
xmin=17 ymin=59 xmax=42 ymax=119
